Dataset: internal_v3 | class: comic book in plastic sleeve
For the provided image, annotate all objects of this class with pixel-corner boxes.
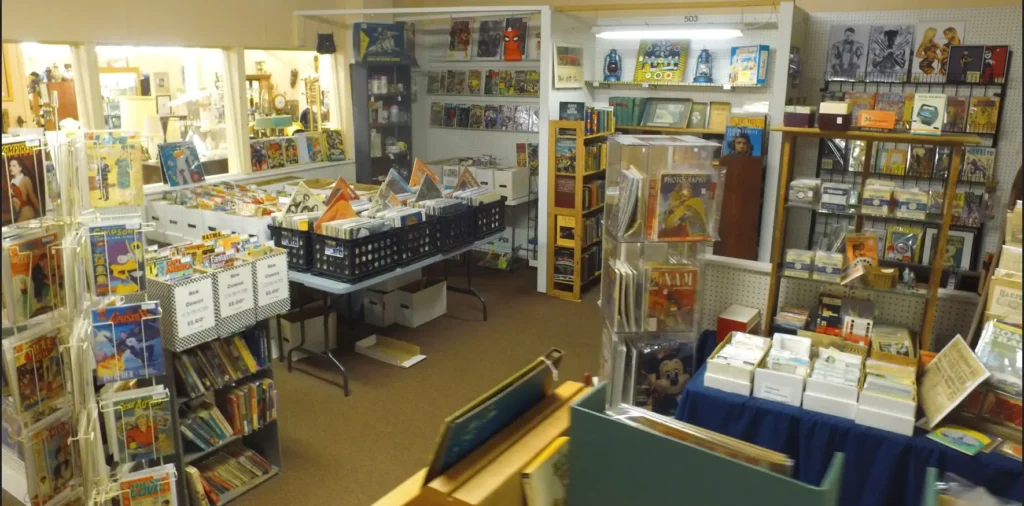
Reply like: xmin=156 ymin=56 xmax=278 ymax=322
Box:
xmin=653 ymin=170 xmax=720 ymax=242
xmin=2 ymin=228 xmax=64 ymax=324
xmin=2 ymin=323 xmax=66 ymax=415
xmin=644 ymin=263 xmax=699 ymax=333
xmin=91 ymin=302 xmax=164 ymax=385
xmin=25 ymin=406 xmax=77 ymax=506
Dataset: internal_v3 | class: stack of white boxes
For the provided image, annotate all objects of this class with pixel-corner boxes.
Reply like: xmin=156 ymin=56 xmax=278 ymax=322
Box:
xmin=753 ymin=334 xmax=812 ymax=407
xmin=705 ymin=332 xmax=772 ymax=395
xmin=363 ymin=269 xmax=424 ymax=328
xmin=362 ymin=270 xmax=448 ymax=328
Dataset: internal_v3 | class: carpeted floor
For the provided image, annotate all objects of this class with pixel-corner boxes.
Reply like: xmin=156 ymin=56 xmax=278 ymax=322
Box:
xmin=233 ymin=263 xmax=600 ymax=506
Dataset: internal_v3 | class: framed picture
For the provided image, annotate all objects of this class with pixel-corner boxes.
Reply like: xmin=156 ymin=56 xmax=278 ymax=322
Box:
xmin=641 ymin=99 xmax=691 ymax=128
xmin=152 ymin=72 xmax=170 ymax=94
xmin=553 ymin=43 xmax=584 ymax=89
xmin=156 ymin=95 xmax=171 ymax=116
xmin=922 ymin=227 xmax=975 ymax=271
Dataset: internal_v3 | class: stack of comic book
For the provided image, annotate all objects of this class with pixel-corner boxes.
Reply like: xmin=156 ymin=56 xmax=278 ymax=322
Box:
xmin=185 ymin=443 xmax=275 ymax=505
xmin=174 ymin=334 xmax=265 ymax=399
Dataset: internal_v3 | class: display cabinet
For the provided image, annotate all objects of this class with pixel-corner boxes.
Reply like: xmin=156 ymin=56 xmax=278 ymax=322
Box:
xmin=350 ymin=63 xmax=413 ymax=183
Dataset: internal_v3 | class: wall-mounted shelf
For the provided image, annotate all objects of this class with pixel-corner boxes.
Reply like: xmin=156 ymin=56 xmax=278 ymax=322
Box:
xmin=616 ymin=125 xmax=726 ymax=135
xmin=587 ymin=80 xmax=765 ymax=90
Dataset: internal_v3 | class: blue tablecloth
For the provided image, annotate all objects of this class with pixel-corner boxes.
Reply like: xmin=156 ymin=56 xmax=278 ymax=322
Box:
xmin=676 ymin=363 xmax=1022 ymax=506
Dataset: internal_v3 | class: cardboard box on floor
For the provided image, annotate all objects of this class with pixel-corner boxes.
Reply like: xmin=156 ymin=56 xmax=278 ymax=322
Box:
xmin=372 ymin=381 xmax=587 ymax=506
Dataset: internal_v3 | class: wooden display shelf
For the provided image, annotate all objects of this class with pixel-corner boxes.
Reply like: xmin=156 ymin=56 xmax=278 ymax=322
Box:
xmin=616 ymin=125 xmax=726 ymax=135
xmin=586 ymin=80 xmax=765 ymax=90
xmin=766 ymin=128 xmax=980 ymax=352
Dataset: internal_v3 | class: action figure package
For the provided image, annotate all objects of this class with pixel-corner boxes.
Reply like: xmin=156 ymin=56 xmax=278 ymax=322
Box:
xmin=630 ymin=338 xmax=696 ymax=416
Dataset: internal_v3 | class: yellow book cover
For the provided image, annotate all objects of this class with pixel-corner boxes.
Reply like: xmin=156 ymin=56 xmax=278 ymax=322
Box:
xmin=707 ymin=102 xmax=732 ymax=131
xmin=233 ymin=336 xmax=259 ymax=373
xmin=522 ymin=437 xmax=569 ymax=506
xmin=556 ymin=216 xmax=576 ymax=248
xmin=87 ymin=143 xmax=144 ymax=208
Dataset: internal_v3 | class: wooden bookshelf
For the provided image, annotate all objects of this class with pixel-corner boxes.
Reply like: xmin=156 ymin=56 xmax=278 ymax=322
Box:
xmin=766 ymin=127 xmax=984 ymax=352
xmin=547 ymin=120 xmax=611 ymax=301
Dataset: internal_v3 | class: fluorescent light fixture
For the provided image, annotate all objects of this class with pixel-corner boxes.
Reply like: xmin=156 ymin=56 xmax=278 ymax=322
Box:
xmin=593 ymin=27 xmax=743 ymax=40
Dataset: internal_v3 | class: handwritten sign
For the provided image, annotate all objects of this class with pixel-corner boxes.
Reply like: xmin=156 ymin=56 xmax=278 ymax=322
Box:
xmin=174 ymin=278 xmax=215 ymax=336
xmin=256 ymin=255 xmax=288 ymax=306
xmin=217 ymin=266 xmax=254 ymax=318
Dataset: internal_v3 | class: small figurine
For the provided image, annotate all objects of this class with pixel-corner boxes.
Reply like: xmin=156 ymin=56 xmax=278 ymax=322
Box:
xmin=604 ymin=49 xmax=622 ymax=82
xmin=694 ymin=49 xmax=713 ymax=83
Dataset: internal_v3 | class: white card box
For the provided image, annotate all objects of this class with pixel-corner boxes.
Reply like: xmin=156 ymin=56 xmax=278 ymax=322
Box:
xmin=706 ymin=332 xmax=770 ymax=384
xmin=202 ymin=210 xmax=229 ymax=235
xmin=473 ymin=168 xmax=495 ymax=189
xmin=858 ymin=389 xmax=917 ymax=419
xmin=805 ymin=375 xmax=860 ymax=403
xmin=395 ymin=279 xmax=447 ymax=328
xmin=802 ymin=390 xmax=858 ymax=419
xmin=146 ymin=199 xmax=169 ymax=242
xmin=753 ymin=368 xmax=805 ymax=407
xmin=854 ymin=404 xmax=915 ymax=436
xmin=493 ymin=166 xmax=529 ymax=200
xmin=164 ymin=205 xmax=190 ymax=238
xmin=705 ymin=371 xmax=753 ymax=396
xmin=148 ymin=273 xmax=219 ymax=351
xmin=252 ymin=249 xmax=291 ymax=320
xmin=364 ymin=289 xmax=400 ymax=327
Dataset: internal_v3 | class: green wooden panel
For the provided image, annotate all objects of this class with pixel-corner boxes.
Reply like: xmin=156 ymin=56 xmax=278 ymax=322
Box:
xmin=921 ymin=468 xmax=940 ymax=506
xmin=567 ymin=384 xmax=844 ymax=506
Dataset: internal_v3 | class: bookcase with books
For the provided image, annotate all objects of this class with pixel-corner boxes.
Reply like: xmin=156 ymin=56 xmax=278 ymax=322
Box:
xmin=596 ymin=135 xmax=724 ymax=415
xmin=546 ymin=112 xmax=615 ymax=301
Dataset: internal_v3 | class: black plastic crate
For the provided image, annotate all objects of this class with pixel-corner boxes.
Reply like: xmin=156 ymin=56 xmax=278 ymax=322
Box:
xmin=268 ymin=225 xmax=314 ymax=270
xmin=436 ymin=208 xmax=475 ymax=251
xmin=474 ymin=198 xmax=506 ymax=238
xmin=311 ymin=230 xmax=400 ymax=282
xmin=396 ymin=218 xmax=440 ymax=265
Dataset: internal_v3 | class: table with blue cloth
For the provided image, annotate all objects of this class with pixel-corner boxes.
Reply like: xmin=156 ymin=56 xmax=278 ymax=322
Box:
xmin=679 ymin=332 xmax=1022 ymax=506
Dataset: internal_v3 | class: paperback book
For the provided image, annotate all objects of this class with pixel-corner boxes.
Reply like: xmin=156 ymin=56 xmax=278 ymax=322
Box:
xmin=91 ymin=302 xmax=164 ymax=384
xmin=88 ymin=223 xmax=146 ymax=297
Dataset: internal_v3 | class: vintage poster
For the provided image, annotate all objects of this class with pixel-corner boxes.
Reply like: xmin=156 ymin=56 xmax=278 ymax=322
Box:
xmin=826 ymin=25 xmax=870 ymax=80
xmin=86 ymin=143 xmax=144 ymax=208
xmin=553 ymin=43 xmax=584 ymax=89
xmin=447 ymin=19 xmax=472 ymax=60
xmin=633 ymin=40 xmax=688 ymax=84
xmin=867 ymin=25 xmax=913 ymax=81
xmin=911 ymin=21 xmax=965 ymax=82
xmin=354 ymin=22 xmax=408 ymax=62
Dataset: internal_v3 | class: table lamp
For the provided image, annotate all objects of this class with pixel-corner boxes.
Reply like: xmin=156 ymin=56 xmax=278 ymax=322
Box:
xmin=119 ymin=96 xmax=157 ymax=136
xmin=141 ymin=115 xmax=164 ymax=161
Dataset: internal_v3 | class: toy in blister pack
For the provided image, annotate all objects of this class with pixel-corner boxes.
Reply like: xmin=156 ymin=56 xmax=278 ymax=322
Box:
xmin=631 ymin=339 xmax=695 ymax=416
xmin=885 ymin=224 xmax=923 ymax=263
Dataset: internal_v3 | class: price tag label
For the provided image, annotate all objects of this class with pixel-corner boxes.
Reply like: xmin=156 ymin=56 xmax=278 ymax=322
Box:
xmin=217 ymin=267 xmax=254 ymax=318
xmin=256 ymin=255 xmax=288 ymax=306
xmin=174 ymin=278 xmax=215 ymax=336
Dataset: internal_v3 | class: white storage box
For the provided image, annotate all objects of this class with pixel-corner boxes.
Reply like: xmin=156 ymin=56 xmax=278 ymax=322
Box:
xmin=473 ymin=168 xmax=495 ymax=189
xmin=705 ymin=372 xmax=754 ymax=396
xmin=395 ymin=279 xmax=447 ymax=328
xmin=802 ymin=390 xmax=858 ymax=419
xmin=492 ymin=166 xmax=529 ymax=200
xmin=181 ymin=207 xmax=206 ymax=240
xmin=805 ymin=376 xmax=860 ymax=404
xmin=271 ymin=309 xmax=337 ymax=361
xmin=705 ymin=332 xmax=770 ymax=387
xmin=858 ymin=389 xmax=917 ymax=419
xmin=855 ymin=404 xmax=915 ymax=436
xmin=369 ymin=268 xmax=422 ymax=293
xmin=364 ymin=289 xmax=401 ymax=327
xmin=753 ymin=368 xmax=805 ymax=407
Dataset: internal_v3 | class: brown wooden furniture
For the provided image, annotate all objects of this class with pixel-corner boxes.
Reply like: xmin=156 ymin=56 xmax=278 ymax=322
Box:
xmin=714 ymin=154 xmax=764 ymax=260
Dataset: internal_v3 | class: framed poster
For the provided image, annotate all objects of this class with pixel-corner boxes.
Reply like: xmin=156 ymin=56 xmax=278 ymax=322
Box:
xmin=553 ymin=43 xmax=584 ymax=89
xmin=152 ymin=72 xmax=170 ymax=94
xmin=922 ymin=227 xmax=975 ymax=271
xmin=155 ymin=95 xmax=171 ymax=116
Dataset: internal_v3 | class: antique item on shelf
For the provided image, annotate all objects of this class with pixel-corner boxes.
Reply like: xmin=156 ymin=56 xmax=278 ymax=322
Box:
xmin=819 ymin=101 xmax=853 ymax=131
xmin=728 ymin=45 xmax=769 ymax=86
xmin=633 ymin=39 xmax=688 ymax=84
xmin=693 ymin=48 xmax=713 ymax=84
xmin=783 ymin=106 xmax=816 ymax=128
xmin=553 ymin=43 xmax=584 ymax=89
xmin=604 ymin=49 xmax=622 ymax=82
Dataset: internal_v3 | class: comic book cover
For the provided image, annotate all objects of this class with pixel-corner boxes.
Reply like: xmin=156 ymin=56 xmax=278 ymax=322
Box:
xmin=283 ymin=137 xmax=300 ymax=165
xmin=514 ymin=106 xmax=530 ymax=131
xmin=443 ymin=104 xmax=457 ymax=127
xmin=265 ymin=139 xmax=285 ymax=169
xmin=902 ymin=93 xmax=916 ymax=129
xmin=430 ymin=103 xmax=444 ymax=127
xmin=306 ymin=132 xmax=326 ymax=162
xmin=91 ymin=302 xmax=163 ymax=384
xmin=2 ymin=138 xmax=47 ymax=226
xmin=502 ymin=17 xmax=529 ymax=62
xmin=469 ymin=105 xmax=484 ymax=129
xmin=354 ymin=22 xmax=407 ymax=62
xmin=967 ymin=97 xmax=999 ymax=134
xmin=867 ymin=25 xmax=913 ymax=81
xmin=875 ymin=143 xmax=908 ymax=175
xmin=945 ymin=96 xmax=968 ymax=132
xmin=655 ymin=171 xmax=716 ymax=242
xmin=455 ymin=104 xmax=471 ymax=128
xmin=4 ymin=230 xmax=63 ymax=323
xmin=484 ymin=105 xmax=501 ymax=129
xmin=110 ymin=392 xmax=174 ymax=462
xmin=844 ymin=91 xmax=876 ymax=122
xmin=4 ymin=325 xmax=65 ymax=414
xmin=723 ymin=115 xmax=766 ymax=156
xmin=527 ymin=143 xmax=540 ymax=171
xmin=874 ymin=93 xmax=905 ymax=128
xmin=826 ymin=25 xmax=870 ymax=80
xmin=119 ymin=465 xmax=176 ymax=506
xmin=645 ymin=264 xmax=699 ymax=332
xmin=524 ymin=71 xmax=540 ymax=96
xmin=498 ymin=70 xmax=515 ymax=95
xmin=451 ymin=71 xmax=467 ymax=95
xmin=324 ymin=129 xmax=346 ymax=161
xmin=444 ymin=70 xmax=459 ymax=95
xmin=911 ymin=22 xmax=965 ymax=82
xmin=476 ymin=18 xmax=504 ymax=60
xmin=85 ymin=143 xmax=144 ymax=208
xmin=946 ymin=45 xmax=985 ymax=84
xmin=934 ymin=146 xmax=952 ymax=179
xmin=554 ymin=139 xmax=576 ymax=174
xmin=516 ymin=143 xmax=528 ymax=168
xmin=447 ymin=19 xmax=472 ymax=61
xmin=84 ymin=131 xmax=137 ymax=146
xmin=427 ymin=71 xmax=442 ymax=94
xmin=963 ymin=147 xmax=995 ymax=183
xmin=981 ymin=45 xmax=1009 ymax=84
xmin=907 ymin=145 xmax=937 ymax=177
xmin=250 ymin=140 xmax=268 ymax=172
xmin=500 ymin=105 xmax=516 ymax=130
xmin=25 ymin=407 xmax=77 ymax=506
xmin=530 ymin=107 xmax=540 ymax=132
xmin=87 ymin=223 xmax=145 ymax=297
xmin=513 ymin=70 xmax=529 ymax=95
xmin=157 ymin=142 xmax=204 ymax=187
xmin=467 ymin=70 xmax=482 ymax=95
xmin=484 ymin=70 xmax=500 ymax=95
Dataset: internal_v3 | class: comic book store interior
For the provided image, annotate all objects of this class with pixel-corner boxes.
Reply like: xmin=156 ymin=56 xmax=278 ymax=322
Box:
xmin=1 ymin=0 xmax=1023 ymax=505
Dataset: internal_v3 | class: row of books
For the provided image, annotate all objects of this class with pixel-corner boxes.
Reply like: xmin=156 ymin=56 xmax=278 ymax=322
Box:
xmin=581 ymin=180 xmax=606 ymax=212
xmin=220 ymin=378 xmax=278 ymax=437
xmin=174 ymin=332 xmax=268 ymax=399
xmin=182 ymin=401 xmax=236 ymax=451
xmin=552 ymin=245 xmax=601 ymax=287
xmin=822 ymin=138 xmax=996 ymax=184
xmin=426 ymin=69 xmax=540 ymax=97
xmin=429 ymin=102 xmax=540 ymax=132
xmin=841 ymin=91 xmax=1000 ymax=135
xmin=582 ymin=215 xmax=603 ymax=247
xmin=558 ymin=102 xmax=614 ymax=135
xmin=583 ymin=142 xmax=608 ymax=174
xmin=184 ymin=444 xmax=275 ymax=506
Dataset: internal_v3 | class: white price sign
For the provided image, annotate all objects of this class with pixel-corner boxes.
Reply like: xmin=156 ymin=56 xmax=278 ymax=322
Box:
xmin=174 ymin=278 xmax=216 ymax=336
xmin=256 ymin=255 xmax=289 ymax=306
xmin=217 ymin=267 xmax=254 ymax=318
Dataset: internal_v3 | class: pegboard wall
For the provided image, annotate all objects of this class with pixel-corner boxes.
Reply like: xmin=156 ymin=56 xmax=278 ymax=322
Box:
xmin=701 ymin=255 xmax=978 ymax=350
xmin=789 ymin=6 xmax=1023 ymax=257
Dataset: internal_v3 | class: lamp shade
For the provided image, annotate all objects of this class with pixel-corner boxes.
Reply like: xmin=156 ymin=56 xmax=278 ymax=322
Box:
xmin=142 ymin=115 xmax=164 ymax=139
xmin=119 ymin=96 xmax=157 ymax=133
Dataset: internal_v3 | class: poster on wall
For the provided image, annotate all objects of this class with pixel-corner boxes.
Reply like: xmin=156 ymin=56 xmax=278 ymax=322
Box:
xmin=633 ymin=40 xmax=688 ymax=84
xmin=911 ymin=21 xmax=966 ymax=82
xmin=354 ymin=22 xmax=409 ymax=63
xmin=475 ymin=18 xmax=504 ymax=60
xmin=502 ymin=17 xmax=529 ymax=62
xmin=825 ymin=24 xmax=870 ymax=81
xmin=867 ymin=25 xmax=914 ymax=82
xmin=447 ymin=19 xmax=472 ymax=61
xmin=553 ymin=43 xmax=584 ymax=89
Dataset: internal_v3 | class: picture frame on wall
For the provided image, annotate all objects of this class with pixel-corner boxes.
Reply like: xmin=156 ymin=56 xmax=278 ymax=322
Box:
xmin=152 ymin=72 xmax=170 ymax=94
xmin=156 ymin=95 xmax=171 ymax=116
xmin=922 ymin=227 xmax=975 ymax=271
xmin=553 ymin=43 xmax=584 ymax=89
xmin=641 ymin=99 xmax=691 ymax=128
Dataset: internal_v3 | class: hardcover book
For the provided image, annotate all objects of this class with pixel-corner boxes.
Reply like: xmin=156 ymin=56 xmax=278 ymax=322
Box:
xmin=2 ymin=138 xmax=47 ymax=226
xmin=86 ymin=143 xmax=144 ymax=208
xmin=3 ymin=229 xmax=64 ymax=323
xmin=644 ymin=263 xmax=699 ymax=332
xmin=554 ymin=139 xmax=577 ymax=174
xmin=654 ymin=171 xmax=717 ymax=242
xmin=88 ymin=223 xmax=146 ymax=297
xmin=92 ymin=302 xmax=164 ymax=384
xmin=559 ymin=102 xmax=585 ymax=122
xmin=158 ymin=142 xmax=205 ymax=186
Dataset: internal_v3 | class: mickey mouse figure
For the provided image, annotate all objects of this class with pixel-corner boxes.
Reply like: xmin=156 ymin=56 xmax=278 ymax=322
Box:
xmin=643 ymin=350 xmax=691 ymax=415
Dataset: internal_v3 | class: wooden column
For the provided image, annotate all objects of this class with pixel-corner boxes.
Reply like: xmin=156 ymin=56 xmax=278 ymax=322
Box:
xmin=764 ymin=134 xmax=796 ymax=323
xmin=920 ymin=145 xmax=965 ymax=352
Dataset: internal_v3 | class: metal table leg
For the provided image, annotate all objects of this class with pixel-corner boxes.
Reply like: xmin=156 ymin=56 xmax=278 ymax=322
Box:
xmin=284 ymin=295 xmax=351 ymax=396
xmin=445 ymin=251 xmax=488 ymax=321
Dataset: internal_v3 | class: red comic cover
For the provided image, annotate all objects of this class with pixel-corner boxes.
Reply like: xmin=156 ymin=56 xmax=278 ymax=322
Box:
xmin=2 ymin=139 xmax=47 ymax=226
xmin=646 ymin=264 xmax=699 ymax=332
xmin=981 ymin=45 xmax=1009 ymax=84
